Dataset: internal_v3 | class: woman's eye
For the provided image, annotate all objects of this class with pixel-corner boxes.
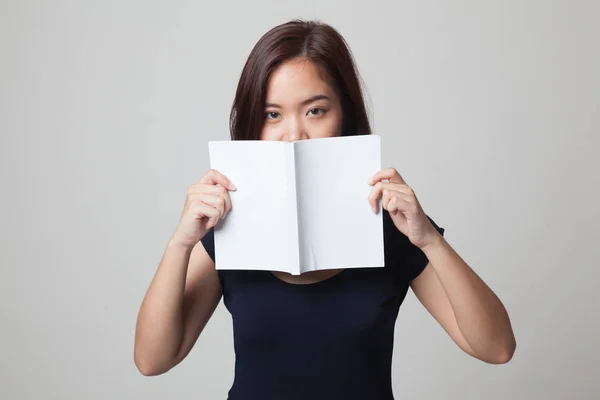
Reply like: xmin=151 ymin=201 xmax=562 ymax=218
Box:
xmin=265 ymin=111 xmax=280 ymax=120
xmin=308 ymin=108 xmax=325 ymax=116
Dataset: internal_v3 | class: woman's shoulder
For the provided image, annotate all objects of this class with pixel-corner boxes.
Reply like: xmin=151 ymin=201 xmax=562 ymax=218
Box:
xmin=382 ymin=209 xmax=444 ymax=281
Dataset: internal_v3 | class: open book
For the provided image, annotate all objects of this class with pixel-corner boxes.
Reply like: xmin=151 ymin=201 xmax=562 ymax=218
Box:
xmin=208 ymin=134 xmax=384 ymax=275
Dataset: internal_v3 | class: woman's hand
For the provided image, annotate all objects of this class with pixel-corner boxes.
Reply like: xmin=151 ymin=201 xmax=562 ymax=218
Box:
xmin=171 ymin=169 xmax=236 ymax=248
xmin=368 ymin=168 xmax=440 ymax=249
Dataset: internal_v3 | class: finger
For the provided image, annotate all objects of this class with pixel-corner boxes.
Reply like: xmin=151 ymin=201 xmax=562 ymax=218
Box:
xmin=389 ymin=183 xmax=416 ymax=198
xmin=200 ymin=169 xmax=236 ymax=190
xmin=212 ymin=188 xmax=232 ymax=217
xmin=382 ymin=187 xmax=413 ymax=205
xmin=199 ymin=184 xmax=229 ymax=196
xmin=188 ymin=183 xmax=225 ymax=195
xmin=199 ymin=194 xmax=228 ymax=218
xmin=386 ymin=196 xmax=408 ymax=216
xmin=382 ymin=191 xmax=419 ymax=217
xmin=190 ymin=200 xmax=222 ymax=228
xmin=382 ymin=190 xmax=410 ymax=212
xmin=368 ymin=167 xmax=406 ymax=186
xmin=375 ymin=182 xmax=415 ymax=197
xmin=368 ymin=182 xmax=389 ymax=212
xmin=195 ymin=186 xmax=232 ymax=214
xmin=368 ymin=182 xmax=401 ymax=211
xmin=187 ymin=186 xmax=232 ymax=218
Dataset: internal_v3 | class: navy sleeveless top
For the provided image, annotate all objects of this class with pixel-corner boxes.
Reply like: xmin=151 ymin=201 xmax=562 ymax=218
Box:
xmin=201 ymin=210 xmax=444 ymax=400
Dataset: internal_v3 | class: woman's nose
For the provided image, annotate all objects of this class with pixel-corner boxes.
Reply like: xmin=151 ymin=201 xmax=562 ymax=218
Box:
xmin=283 ymin=117 xmax=307 ymax=142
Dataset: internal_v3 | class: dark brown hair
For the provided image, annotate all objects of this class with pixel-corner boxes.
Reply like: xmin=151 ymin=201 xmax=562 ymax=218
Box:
xmin=229 ymin=20 xmax=371 ymax=140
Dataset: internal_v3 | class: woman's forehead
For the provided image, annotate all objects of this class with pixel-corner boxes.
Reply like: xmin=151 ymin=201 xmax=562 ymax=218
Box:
xmin=266 ymin=59 xmax=337 ymax=104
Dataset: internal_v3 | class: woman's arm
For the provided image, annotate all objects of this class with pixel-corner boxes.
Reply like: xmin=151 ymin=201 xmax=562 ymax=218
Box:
xmin=134 ymin=170 xmax=234 ymax=376
xmin=134 ymin=239 xmax=222 ymax=376
xmin=410 ymin=235 xmax=516 ymax=364
xmin=368 ymin=167 xmax=516 ymax=364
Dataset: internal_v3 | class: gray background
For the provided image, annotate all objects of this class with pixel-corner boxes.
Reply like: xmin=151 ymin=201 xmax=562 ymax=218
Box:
xmin=1 ymin=1 xmax=599 ymax=399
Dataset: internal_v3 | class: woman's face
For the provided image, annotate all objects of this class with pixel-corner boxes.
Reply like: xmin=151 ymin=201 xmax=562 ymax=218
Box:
xmin=260 ymin=58 xmax=343 ymax=141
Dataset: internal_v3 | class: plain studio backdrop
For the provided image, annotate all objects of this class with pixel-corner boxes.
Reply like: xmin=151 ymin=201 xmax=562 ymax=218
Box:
xmin=1 ymin=1 xmax=598 ymax=399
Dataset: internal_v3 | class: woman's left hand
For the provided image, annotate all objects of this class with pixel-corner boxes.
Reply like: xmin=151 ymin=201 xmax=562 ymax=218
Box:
xmin=368 ymin=168 xmax=441 ymax=249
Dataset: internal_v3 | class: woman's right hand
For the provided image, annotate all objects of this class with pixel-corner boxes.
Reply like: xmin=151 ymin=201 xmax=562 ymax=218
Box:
xmin=171 ymin=169 xmax=236 ymax=248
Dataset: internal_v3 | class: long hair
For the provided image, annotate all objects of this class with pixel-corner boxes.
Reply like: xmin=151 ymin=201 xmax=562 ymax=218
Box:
xmin=230 ymin=20 xmax=371 ymax=140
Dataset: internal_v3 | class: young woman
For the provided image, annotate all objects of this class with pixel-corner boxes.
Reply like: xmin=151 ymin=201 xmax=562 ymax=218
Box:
xmin=134 ymin=20 xmax=516 ymax=399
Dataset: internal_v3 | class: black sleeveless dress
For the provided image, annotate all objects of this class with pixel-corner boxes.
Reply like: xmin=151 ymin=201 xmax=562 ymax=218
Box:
xmin=201 ymin=210 xmax=444 ymax=400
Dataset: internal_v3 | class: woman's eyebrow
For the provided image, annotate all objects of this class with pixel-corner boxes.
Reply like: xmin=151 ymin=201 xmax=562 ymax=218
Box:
xmin=265 ymin=94 xmax=331 ymax=108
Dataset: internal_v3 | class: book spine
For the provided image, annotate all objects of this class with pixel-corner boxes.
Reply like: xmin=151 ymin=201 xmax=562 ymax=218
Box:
xmin=287 ymin=144 xmax=301 ymax=275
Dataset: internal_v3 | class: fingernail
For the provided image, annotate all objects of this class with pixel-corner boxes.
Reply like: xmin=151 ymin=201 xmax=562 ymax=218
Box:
xmin=229 ymin=183 xmax=237 ymax=190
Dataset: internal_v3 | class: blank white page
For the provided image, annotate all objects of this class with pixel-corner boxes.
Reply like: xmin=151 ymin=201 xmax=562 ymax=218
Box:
xmin=208 ymin=140 xmax=299 ymax=273
xmin=294 ymin=135 xmax=385 ymax=273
